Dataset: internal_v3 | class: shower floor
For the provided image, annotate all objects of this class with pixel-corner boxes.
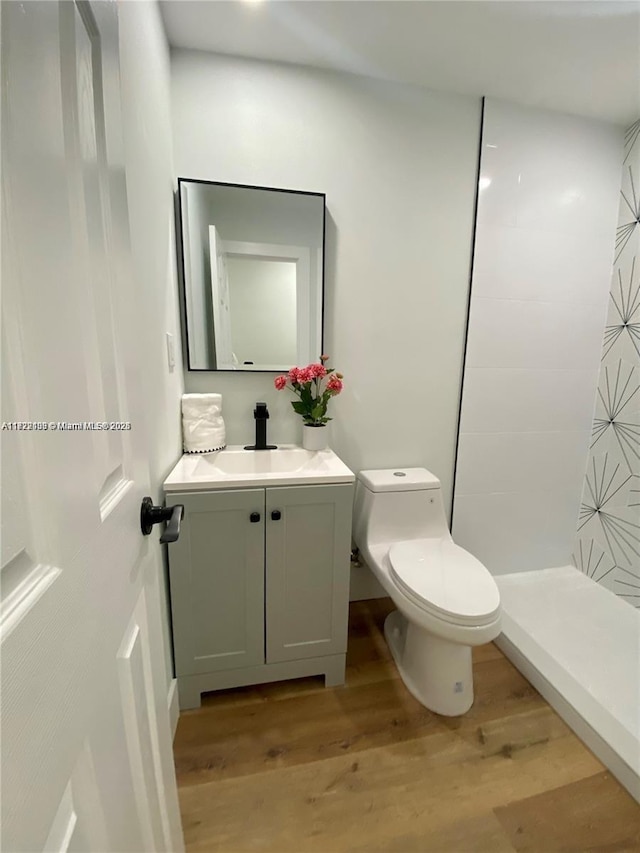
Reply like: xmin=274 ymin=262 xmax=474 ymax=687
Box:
xmin=496 ymin=565 xmax=640 ymax=802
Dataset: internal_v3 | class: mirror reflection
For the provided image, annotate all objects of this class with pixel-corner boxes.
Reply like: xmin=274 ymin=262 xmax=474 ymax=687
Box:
xmin=178 ymin=179 xmax=325 ymax=371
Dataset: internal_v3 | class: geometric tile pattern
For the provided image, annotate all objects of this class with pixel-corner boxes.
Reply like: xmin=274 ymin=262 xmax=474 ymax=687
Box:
xmin=574 ymin=117 xmax=640 ymax=607
xmin=591 ymin=360 xmax=640 ymax=470
xmin=602 ymin=262 xmax=640 ymax=359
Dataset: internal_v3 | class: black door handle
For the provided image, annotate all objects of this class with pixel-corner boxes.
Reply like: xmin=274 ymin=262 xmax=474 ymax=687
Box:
xmin=271 ymin=510 xmax=282 ymax=521
xmin=141 ymin=497 xmax=184 ymax=543
xmin=250 ymin=512 xmax=261 ymax=523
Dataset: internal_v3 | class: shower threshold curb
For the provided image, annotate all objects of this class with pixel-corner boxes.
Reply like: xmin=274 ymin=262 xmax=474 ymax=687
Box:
xmin=496 ymin=614 xmax=639 ymax=803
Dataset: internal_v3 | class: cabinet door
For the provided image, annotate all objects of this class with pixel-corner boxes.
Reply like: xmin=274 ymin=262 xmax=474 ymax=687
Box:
xmin=168 ymin=490 xmax=265 ymax=676
xmin=266 ymin=484 xmax=353 ymax=663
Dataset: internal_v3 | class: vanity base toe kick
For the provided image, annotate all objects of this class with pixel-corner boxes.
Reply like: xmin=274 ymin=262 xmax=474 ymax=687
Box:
xmin=177 ymin=653 xmax=346 ymax=710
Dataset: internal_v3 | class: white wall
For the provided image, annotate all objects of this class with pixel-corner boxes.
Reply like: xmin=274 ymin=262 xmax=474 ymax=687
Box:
xmin=453 ymin=99 xmax=623 ymax=575
xmin=119 ymin=0 xmax=185 ymax=685
xmin=171 ymin=51 xmax=481 ymax=531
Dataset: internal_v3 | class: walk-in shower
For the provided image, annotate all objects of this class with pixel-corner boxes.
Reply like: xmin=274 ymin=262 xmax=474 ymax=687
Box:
xmin=453 ymin=101 xmax=639 ymax=801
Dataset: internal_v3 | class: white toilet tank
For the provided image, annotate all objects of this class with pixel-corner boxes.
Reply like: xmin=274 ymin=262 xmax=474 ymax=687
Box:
xmin=353 ymin=468 xmax=451 ymax=550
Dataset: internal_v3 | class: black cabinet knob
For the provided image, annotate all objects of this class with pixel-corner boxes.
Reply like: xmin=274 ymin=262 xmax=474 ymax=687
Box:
xmin=271 ymin=510 xmax=282 ymax=521
xmin=250 ymin=512 xmax=261 ymax=523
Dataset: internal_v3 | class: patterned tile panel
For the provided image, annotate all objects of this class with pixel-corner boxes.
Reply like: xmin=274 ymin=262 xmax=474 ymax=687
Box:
xmin=574 ymin=118 xmax=640 ymax=606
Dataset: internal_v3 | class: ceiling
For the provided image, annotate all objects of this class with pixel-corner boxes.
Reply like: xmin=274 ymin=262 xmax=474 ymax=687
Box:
xmin=160 ymin=0 xmax=640 ymax=126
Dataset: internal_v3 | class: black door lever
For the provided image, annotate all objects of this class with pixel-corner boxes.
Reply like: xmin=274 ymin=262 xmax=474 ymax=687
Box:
xmin=140 ymin=497 xmax=184 ymax=543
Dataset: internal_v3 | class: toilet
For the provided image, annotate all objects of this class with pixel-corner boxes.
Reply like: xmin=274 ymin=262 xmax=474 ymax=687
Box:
xmin=353 ymin=467 xmax=501 ymax=716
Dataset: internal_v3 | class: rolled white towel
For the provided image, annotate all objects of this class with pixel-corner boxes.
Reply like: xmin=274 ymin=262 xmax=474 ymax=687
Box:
xmin=182 ymin=393 xmax=226 ymax=454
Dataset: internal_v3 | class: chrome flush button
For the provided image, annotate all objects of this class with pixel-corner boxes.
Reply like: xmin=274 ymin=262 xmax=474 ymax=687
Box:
xmin=393 ymin=471 xmax=406 ymax=477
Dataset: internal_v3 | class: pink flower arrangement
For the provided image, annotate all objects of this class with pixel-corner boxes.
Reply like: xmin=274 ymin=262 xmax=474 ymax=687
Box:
xmin=274 ymin=356 xmax=344 ymax=426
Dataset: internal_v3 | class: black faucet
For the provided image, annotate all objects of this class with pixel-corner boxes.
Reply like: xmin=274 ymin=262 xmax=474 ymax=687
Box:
xmin=244 ymin=402 xmax=277 ymax=451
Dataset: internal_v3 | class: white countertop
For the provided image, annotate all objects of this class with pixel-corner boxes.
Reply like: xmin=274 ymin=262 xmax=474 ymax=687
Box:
xmin=164 ymin=445 xmax=355 ymax=491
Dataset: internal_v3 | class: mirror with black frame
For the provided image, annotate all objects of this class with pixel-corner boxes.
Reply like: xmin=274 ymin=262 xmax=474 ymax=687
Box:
xmin=177 ymin=179 xmax=325 ymax=372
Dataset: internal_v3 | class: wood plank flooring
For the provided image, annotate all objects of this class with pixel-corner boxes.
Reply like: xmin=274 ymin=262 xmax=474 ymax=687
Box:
xmin=174 ymin=598 xmax=640 ymax=852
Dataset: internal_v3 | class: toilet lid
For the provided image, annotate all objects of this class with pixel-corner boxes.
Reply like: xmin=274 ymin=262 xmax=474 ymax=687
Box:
xmin=388 ymin=538 xmax=500 ymax=625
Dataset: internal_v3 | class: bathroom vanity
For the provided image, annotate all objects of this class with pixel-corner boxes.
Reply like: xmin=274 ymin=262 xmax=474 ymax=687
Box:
xmin=164 ymin=447 xmax=354 ymax=709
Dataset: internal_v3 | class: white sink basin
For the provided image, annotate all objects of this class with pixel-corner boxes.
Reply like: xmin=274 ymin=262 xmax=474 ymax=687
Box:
xmin=164 ymin=445 xmax=354 ymax=491
xmin=198 ymin=447 xmax=316 ymax=476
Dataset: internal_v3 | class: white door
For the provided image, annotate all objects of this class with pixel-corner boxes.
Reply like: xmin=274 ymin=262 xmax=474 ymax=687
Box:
xmin=1 ymin=2 xmax=183 ymax=851
xmin=209 ymin=225 xmax=235 ymax=369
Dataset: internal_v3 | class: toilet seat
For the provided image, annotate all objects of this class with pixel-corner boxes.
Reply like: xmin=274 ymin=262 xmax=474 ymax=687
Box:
xmin=388 ymin=538 xmax=500 ymax=627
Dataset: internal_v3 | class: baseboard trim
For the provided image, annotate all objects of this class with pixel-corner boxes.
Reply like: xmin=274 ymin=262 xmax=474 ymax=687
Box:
xmin=167 ymin=678 xmax=179 ymax=740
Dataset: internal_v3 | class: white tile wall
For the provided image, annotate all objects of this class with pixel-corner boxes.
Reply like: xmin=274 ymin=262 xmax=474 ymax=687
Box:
xmin=465 ymin=297 xmax=607 ymax=372
xmin=454 ymin=491 xmax=581 ymax=574
xmin=456 ymin=431 xmax=591 ymax=496
xmin=459 ymin=368 xmax=600 ymax=434
xmin=473 ymin=224 xmax=614 ymax=305
xmin=453 ymin=99 xmax=623 ymax=575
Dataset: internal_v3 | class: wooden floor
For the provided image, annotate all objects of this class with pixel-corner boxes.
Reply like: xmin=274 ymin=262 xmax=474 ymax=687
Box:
xmin=174 ymin=599 xmax=640 ymax=852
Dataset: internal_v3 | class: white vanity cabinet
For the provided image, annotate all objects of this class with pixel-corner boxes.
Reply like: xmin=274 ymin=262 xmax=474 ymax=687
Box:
xmin=166 ymin=481 xmax=353 ymax=709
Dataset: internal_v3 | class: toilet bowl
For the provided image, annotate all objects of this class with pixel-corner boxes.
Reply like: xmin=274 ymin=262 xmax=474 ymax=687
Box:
xmin=353 ymin=467 xmax=501 ymax=716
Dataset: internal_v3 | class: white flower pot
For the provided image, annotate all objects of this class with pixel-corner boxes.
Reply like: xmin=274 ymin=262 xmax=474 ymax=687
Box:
xmin=302 ymin=425 xmax=328 ymax=451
